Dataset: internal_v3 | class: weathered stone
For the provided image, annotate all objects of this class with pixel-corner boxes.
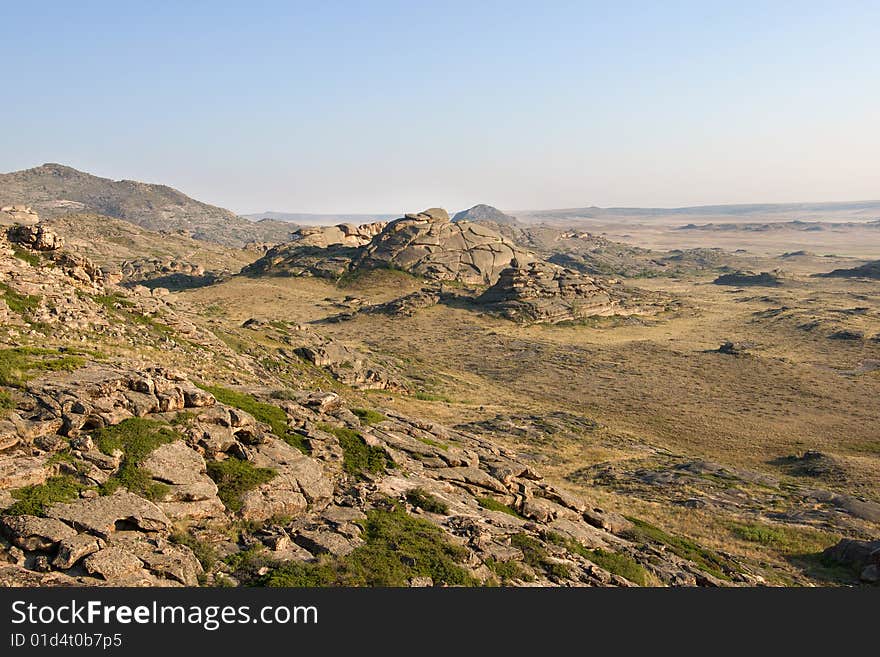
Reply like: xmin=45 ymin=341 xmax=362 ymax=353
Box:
xmin=477 ymin=260 xmax=617 ymax=324
xmin=0 ymin=455 xmax=52 ymax=489
xmin=52 ymin=534 xmax=105 ymax=569
xmin=0 ymin=515 xmax=78 ymax=551
xmin=47 ymin=491 xmax=171 ymax=539
xmin=83 ymin=546 xmax=144 ymax=580
xmin=582 ymin=508 xmax=634 ymax=535
xmin=434 ymin=467 xmax=508 ymax=494
xmin=110 ymin=534 xmax=202 ymax=586
xmin=7 ymin=223 xmax=64 ymax=251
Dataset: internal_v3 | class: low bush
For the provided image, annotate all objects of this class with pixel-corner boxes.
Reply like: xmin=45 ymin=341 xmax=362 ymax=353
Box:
xmin=95 ymin=418 xmax=180 ymax=501
xmin=6 ymin=475 xmax=85 ymax=516
xmin=406 ymin=488 xmax=449 ymax=514
xmin=317 ymin=423 xmax=389 ymax=478
xmin=206 ymin=458 xmax=276 ymax=512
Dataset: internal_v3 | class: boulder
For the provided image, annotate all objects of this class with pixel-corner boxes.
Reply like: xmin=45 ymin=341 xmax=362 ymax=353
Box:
xmin=477 ymin=260 xmax=617 ymax=323
xmin=0 ymin=515 xmax=78 ymax=551
xmin=83 ymin=546 xmax=145 ymax=580
xmin=47 ymin=490 xmax=171 ymax=539
xmin=52 ymin=534 xmax=105 ymax=569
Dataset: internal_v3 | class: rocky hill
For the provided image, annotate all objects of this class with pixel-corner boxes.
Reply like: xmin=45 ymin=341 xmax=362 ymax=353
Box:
xmin=452 ymin=204 xmax=519 ymax=225
xmin=0 ymin=164 xmax=294 ymax=247
xmin=243 ymin=207 xmax=533 ymax=285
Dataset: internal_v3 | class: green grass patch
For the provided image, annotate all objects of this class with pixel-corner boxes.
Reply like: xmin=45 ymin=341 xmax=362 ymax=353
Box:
xmin=6 ymin=475 xmax=85 ymax=516
xmin=0 ymin=282 xmax=41 ymax=315
xmin=486 ymin=558 xmax=534 ymax=584
xmin=624 ymin=517 xmax=732 ymax=581
xmin=256 ymin=506 xmax=477 ymax=587
xmin=477 ymin=497 xmax=523 ymax=518
xmin=93 ymin=293 xmax=135 ymax=311
xmin=351 ymin=408 xmax=387 ymax=426
xmin=0 ymin=389 xmax=14 ymax=417
xmin=729 ymin=522 xmax=838 ymax=555
xmin=199 ymin=384 xmax=309 ymax=454
xmin=0 ymin=347 xmax=86 ymax=387
xmin=413 ymin=391 xmax=455 ymax=403
xmin=543 ymin=531 xmax=649 ymax=585
xmin=206 ymin=458 xmax=276 ymax=513
xmin=415 ymin=435 xmax=448 ymax=450
xmin=12 ymin=247 xmax=41 ymax=267
xmin=510 ymin=532 xmax=571 ymax=580
xmin=317 ymin=423 xmax=389 ymax=478
xmin=170 ymin=411 xmax=197 ymax=426
xmin=95 ymin=418 xmax=179 ymax=501
xmin=406 ymin=488 xmax=449 ymax=514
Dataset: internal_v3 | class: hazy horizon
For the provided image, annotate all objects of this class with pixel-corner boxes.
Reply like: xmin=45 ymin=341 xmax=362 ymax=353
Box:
xmin=2 ymin=1 xmax=878 ymax=214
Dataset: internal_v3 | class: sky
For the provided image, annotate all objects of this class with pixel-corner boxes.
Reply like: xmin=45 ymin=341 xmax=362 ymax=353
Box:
xmin=0 ymin=1 xmax=878 ymax=214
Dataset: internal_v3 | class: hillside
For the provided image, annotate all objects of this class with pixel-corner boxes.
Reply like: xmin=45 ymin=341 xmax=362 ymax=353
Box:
xmin=452 ymin=204 xmax=519 ymax=225
xmin=0 ymin=164 xmax=295 ymax=247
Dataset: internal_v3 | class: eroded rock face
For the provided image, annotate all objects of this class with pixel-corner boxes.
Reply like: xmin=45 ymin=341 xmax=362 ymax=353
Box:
xmin=47 ymin=491 xmax=171 ymax=539
xmin=7 ymin=223 xmax=64 ymax=251
xmin=241 ymin=244 xmax=360 ymax=279
xmin=357 ymin=208 xmax=533 ymax=284
xmin=290 ymin=222 xmax=388 ymax=248
xmin=477 ymin=260 xmax=617 ymax=323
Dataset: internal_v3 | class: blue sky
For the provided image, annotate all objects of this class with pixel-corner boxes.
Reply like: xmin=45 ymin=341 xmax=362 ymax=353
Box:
xmin=1 ymin=1 xmax=877 ymax=214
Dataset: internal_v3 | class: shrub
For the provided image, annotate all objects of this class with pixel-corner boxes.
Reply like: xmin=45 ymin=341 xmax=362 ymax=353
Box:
xmin=170 ymin=529 xmax=218 ymax=571
xmin=206 ymin=458 xmax=276 ymax=512
xmin=351 ymin=408 xmax=387 ymax=426
xmin=0 ymin=389 xmax=14 ymax=416
xmin=317 ymin=423 xmax=389 ymax=478
xmin=95 ymin=418 xmax=179 ymax=500
xmin=200 ymin=384 xmax=309 ymax=454
xmin=6 ymin=475 xmax=85 ymax=516
xmin=406 ymin=488 xmax=449 ymax=514
xmin=477 ymin=497 xmax=523 ymax=518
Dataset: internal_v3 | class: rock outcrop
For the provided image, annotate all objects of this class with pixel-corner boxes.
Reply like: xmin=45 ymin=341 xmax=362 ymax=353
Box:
xmin=822 ymin=538 xmax=880 ymax=584
xmin=713 ymin=271 xmax=781 ymax=287
xmin=7 ymin=223 xmax=64 ymax=251
xmin=289 ymin=222 xmax=388 ymax=248
xmin=356 ymin=208 xmax=532 ymax=284
xmin=816 ymin=260 xmax=880 ymax=280
xmin=242 ymin=208 xmax=533 ymax=285
xmin=476 ymin=260 xmax=618 ymax=323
